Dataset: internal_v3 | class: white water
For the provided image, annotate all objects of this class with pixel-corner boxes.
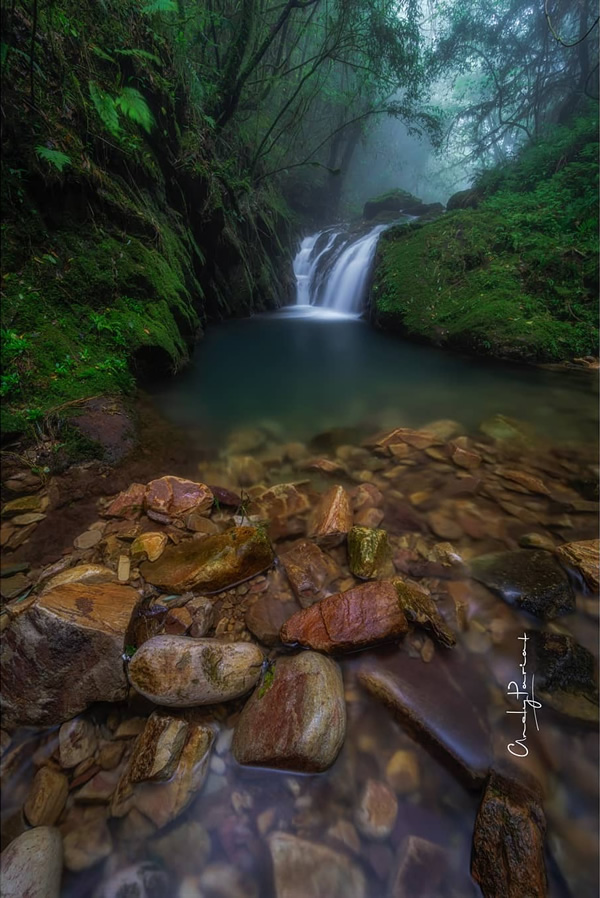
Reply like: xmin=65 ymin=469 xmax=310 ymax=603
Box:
xmin=293 ymin=224 xmax=386 ymax=315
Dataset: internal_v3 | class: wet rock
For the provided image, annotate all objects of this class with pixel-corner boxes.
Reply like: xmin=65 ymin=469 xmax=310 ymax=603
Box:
xmin=63 ymin=813 xmax=112 ymax=871
xmin=393 ymin=578 xmax=456 ymax=648
xmin=40 ymin=563 xmax=117 ymax=594
xmin=145 ymin=476 xmax=213 ymax=519
xmin=555 ymin=539 xmax=599 ymax=592
xmin=0 ymin=826 xmax=62 ymax=898
xmin=140 ymin=526 xmax=274 ymax=594
xmin=385 ymin=749 xmax=420 ymax=794
xmin=74 ymin=766 xmax=123 ymax=802
xmin=529 ymin=631 xmax=599 ymax=725
xmin=186 ymin=595 xmax=215 ymax=637
xmin=479 ymin=414 xmax=535 ymax=444
xmin=471 ymin=772 xmax=547 ymax=898
xmin=347 ymin=526 xmax=394 ymax=580
xmin=128 ymin=635 xmax=264 ymax=706
xmin=24 ymin=766 xmax=69 ymax=825
xmin=129 ymin=712 xmax=189 ymax=783
xmin=359 ymin=654 xmax=490 ymax=789
xmin=350 ymin=483 xmax=384 ymax=511
xmin=389 ymin=835 xmax=448 ymax=898
xmin=2 ymin=582 xmax=140 ymax=728
xmin=470 ymin=550 xmax=575 ymax=619
xmin=105 ymin=483 xmax=147 ymax=519
xmin=279 ymin=540 xmax=340 ymax=607
xmin=269 ymin=831 xmax=366 ymax=898
xmin=355 ymin=506 xmax=385 ymax=528
xmin=98 ymin=741 xmax=126 ymax=771
xmin=12 ymin=512 xmax=46 ymax=526
xmin=245 ymin=593 xmax=301 ymax=646
xmin=355 ymin=779 xmax=398 ymax=839
xmin=232 ymin=653 xmax=346 ymax=773
xmin=93 ymin=862 xmax=171 ymax=898
xmin=59 ymin=717 xmax=98 ymax=768
xmin=198 ymin=863 xmax=258 ymax=898
xmin=280 ymin=581 xmax=408 ymax=654
xmin=131 ymin=532 xmax=168 ymax=562
xmin=248 ymin=483 xmax=311 ymax=539
xmin=307 ymin=485 xmax=353 ymax=548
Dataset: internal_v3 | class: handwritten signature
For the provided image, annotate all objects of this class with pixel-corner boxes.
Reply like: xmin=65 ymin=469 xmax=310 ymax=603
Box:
xmin=506 ymin=633 xmax=542 ymax=758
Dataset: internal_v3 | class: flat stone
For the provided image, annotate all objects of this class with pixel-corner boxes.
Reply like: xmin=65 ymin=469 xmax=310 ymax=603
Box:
xmin=129 ymin=712 xmax=188 ymax=783
xmin=163 ymin=606 xmax=192 ymax=634
xmin=393 ymin=578 xmax=456 ymax=648
xmin=1 ymin=582 xmax=140 ymax=728
xmin=59 ymin=717 xmax=98 ymax=768
xmin=471 ymin=772 xmax=547 ymax=898
xmin=245 ymin=593 xmax=301 ymax=646
xmin=128 ymin=635 xmax=264 ymax=706
xmin=2 ymin=494 xmax=48 ymax=517
xmin=131 ymin=532 xmax=168 ymax=562
xmin=144 ymin=476 xmax=213 ymax=519
xmin=269 ymin=831 xmax=366 ymax=898
xmin=470 ymin=550 xmax=575 ymax=619
xmin=389 ymin=835 xmax=449 ymax=898
xmin=232 ymin=652 xmax=346 ymax=773
xmin=249 ymin=483 xmax=311 ymax=523
xmin=518 ymin=532 xmax=555 ymax=551
xmin=40 ymin=563 xmax=117 ymax=594
xmin=140 ymin=526 xmax=274 ymax=594
xmin=555 ymin=539 xmax=599 ymax=592
xmin=347 ymin=526 xmax=394 ymax=580
xmin=279 ymin=540 xmax=340 ymax=607
xmin=12 ymin=512 xmax=46 ymax=526
xmin=0 ymin=826 xmax=62 ymax=898
xmin=24 ymin=766 xmax=69 ymax=825
xmin=359 ymin=653 xmax=490 ymax=789
xmin=449 ymin=443 xmax=482 ymax=469
xmin=73 ymin=529 xmax=103 ymax=550
xmin=280 ymin=580 xmax=408 ymax=654
xmin=307 ymin=485 xmax=353 ymax=548
xmin=355 ymin=779 xmax=398 ymax=839
xmin=496 ymin=467 xmax=550 ymax=496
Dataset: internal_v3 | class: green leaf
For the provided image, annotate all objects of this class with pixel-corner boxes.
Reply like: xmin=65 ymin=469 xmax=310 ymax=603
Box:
xmin=114 ymin=48 xmax=161 ymax=66
xmin=89 ymin=81 xmax=120 ymax=135
xmin=35 ymin=146 xmax=72 ymax=172
xmin=115 ymin=87 xmax=154 ymax=133
xmin=141 ymin=0 xmax=177 ymax=14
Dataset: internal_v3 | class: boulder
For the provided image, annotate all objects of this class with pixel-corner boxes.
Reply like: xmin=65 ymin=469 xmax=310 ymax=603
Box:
xmin=144 ymin=476 xmax=213 ymax=519
xmin=348 ymin=526 xmax=394 ymax=580
xmin=1 ymin=582 xmax=140 ymax=728
xmin=280 ymin=581 xmax=408 ymax=654
xmin=471 ymin=772 xmax=547 ymax=898
xmin=279 ymin=540 xmax=340 ymax=607
xmin=363 ymin=188 xmax=424 ymax=220
xmin=232 ymin=653 xmax=346 ymax=773
xmin=140 ymin=526 xmax=274 ymax=593
xmin=269 ymin=831 xmax=366 ymax=898
xmin=555 ymin=539 xmax=599 ymax=592
xmin=446 ymin=187 xmax=482 ymax=211
xmin=0 ymin=826 xmax=63 ymax=898
xmin=470 ymin=550 xmax=575 ymax=619
xmin=307 ymin=486 xmax=353 ymax=548
xmin=128 ymin=635 xmax=264 ymax=707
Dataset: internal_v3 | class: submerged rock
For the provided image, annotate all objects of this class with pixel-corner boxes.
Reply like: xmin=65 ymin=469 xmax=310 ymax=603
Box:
xmin=269 ymin=831 xmax=366 ymax=898
xmin=128 ymin=635 xmax=264 ymax=706
xmin=389 ymin=835 xmax=448 ymax=898
xmin=279 ymin=539 xmax=340 ymax=607
xmin=92 ymin=862 xmax=171 ymax=898
xmin=129 ymin=711 xmax=189 ymax=783
xmin=140 ymin=526 xmax=274 ymax=593
xmin=2 ymin=582 xmax=140 ymax=728
xmin=355 ymin=779 xmax=398 ymax=839
xmin=307 ymin=485 xmax=353 ymax=548
xmin=347 ymin=526 xmax=394 ymax=580
xmin=529 ymin=631 xmax=599 ymax=725
xmin=555 ymin=539 xmax=599 ymax=592
xmin=280 ymin=580 xmax=408 ymax=654
xmin=471 ymin=772 xmax=547 ymax=898
xmin=232 ymin=653 xmax=346 ymax=773
xmin=470 ymin=550 xmax=575 ymax=619
xmin=24 ymin=766 xmax=69 ymax=826
xmin=0 ymin=826 xmax=63 ymax=898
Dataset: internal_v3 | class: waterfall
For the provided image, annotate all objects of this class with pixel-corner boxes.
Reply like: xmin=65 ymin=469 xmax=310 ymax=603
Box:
xmin=293 ymin=225 xmax=386 ymax=315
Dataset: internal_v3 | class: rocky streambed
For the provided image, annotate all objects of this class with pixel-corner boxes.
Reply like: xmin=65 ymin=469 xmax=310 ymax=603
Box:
xmin=0 ymin=414 xmax=598 ymax=898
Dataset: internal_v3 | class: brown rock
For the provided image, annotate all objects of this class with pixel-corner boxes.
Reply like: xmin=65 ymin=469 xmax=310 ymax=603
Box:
xmin=355 ymin=779 xmax=398 ymax=839
xmin=105 ymin=483 xmax=147 ymax=519
xmin=130 ymin=532 xmax=168 ymax=562
xmin=393 ymin=578 xmax=456 ymax=647
xmin=385 ymin=750 xmax=420 ymax=794
xmin=232 ymin=653 xmax=346 ymax=773
xmin=471 ymin=772 xmax=547 ymax=898
xmin=0 ymin=826 xmax=63 ymax=898
xmin=24 ymin=766 xmax=69 ymax=826
xmin=1 ymin=582 xmax=140 ymax=728
xmin=74 ymin=765 xmax=123 ymax=803
xmin=389 ymin=835 xmax=448 ymax=898
xmin=279 ymin=540 xmax=340 ymax=607
xmin=144 ymin=476 xmax=213 ymax=519
xmin=363 ymin=428 xmax=441 ymax=452
xmin=354 ymin=506 xmax=385 ymax=528
xmin=228 ymin=455 xmax=265 ymax=486
xmin=97 ymin=741 xmax=126 ymax=771
xmin=40 ymin=563 xmax=117 ymax=594
xmin=63 ymin=812 xmax=112 ymax=872
xmin=280 ymin=581 xmax=408 ymax=654
xmin=269 ymin=831 xmax=366 ymax=898
xmin=73 ymin=529 xmax=103 ymax=550
xmin=163 ymin=606 xmax=193 ymax=635
xmin=496 ymin=467 xmax=550 ymax=495
xmin=12 ymin=512 xmax=46 ymax=526
xmin=59 ymin=717 xmax=98 ymax=768
xmin=129 ymin=712 xmax=188 ymax=783
xmin=350 ymin=483 xmax=384 ymax=511
xmin=245 ymin=594 xmax=301 ymax=646
xmin=0 ymin=573 xmax=30 ymax=600
xmin=307 ymin=485 xmax=353 ymax=548
xmin=185 ymin=513 xmax=219 ymax=535
xmin=427 ymin=511 xmax=463 ymax=541
xmin=140 ymin=526 xmax=274 ymax=594
xmin=555 ymin=539 xmax=599 ymax=592
xmin=347 ymin=526 xmax=394 ymax=580
xmin=449 ymin=443 xmax=482 ymax=469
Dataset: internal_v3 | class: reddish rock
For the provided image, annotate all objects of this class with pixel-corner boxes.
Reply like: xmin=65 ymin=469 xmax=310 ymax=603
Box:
xmin=140 ymin=525 xmax=274 ymax=593
xmin=245 ymin=594 xmax=301 ymax=646
xmin=307 ymin=485 xmax=353 ymax=548
xmin=555 ymin=539 xmax=599 ymax=592
xmin=105 ymin=483 xmax=147 ymax=519
xmin=471 ymin=772 xmax=547 ymax=898
xmin=232 ymin=652 xmax=346 ymax=773
xmin=144 ymin=476 xmax=213 ymax=519
xmin=248 ymin=483 xmax=311 ymax=540
xmin=389 ymin=835 xmax=448 ymax=897
xmin=279 ymin=540 xmax=340 ymax=607
xmin=280 ymin=581 xmax=408 ymax=654
xmin=355 ymin=779 xmax=398 ymax=839
xmin=2 ymin=583 xmax=140 ymax=728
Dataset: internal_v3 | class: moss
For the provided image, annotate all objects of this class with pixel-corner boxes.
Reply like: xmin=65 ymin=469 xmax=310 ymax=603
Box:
xmin=258 ymin=662 xmax=276 ymax=698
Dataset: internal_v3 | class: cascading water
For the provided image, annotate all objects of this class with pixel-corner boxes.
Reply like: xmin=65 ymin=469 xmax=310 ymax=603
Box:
xmin=293 ymin=224 xmax=386 ymax=315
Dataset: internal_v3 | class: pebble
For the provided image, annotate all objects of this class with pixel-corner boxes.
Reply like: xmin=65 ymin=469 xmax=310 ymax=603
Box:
xmin=355 ymin=779 xmax=398 ymax=839
xmin=73 ymin=529 xmax=102 ymax=549
xmin=385 ymin=750 xmax=420 ymax=794
xmin=24 ymin=766 xmax=69 ymax=826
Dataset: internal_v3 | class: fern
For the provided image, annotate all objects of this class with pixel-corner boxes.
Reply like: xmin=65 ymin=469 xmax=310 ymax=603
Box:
xmin=89 ymin=80 xmax=120 ymax=135
xmin=35 ymin=146 xmax=72 ymax=172
xmin=91 ymin=45 xmax=116 ymax=63
xmin=115 ymin=87 xmax=154 ymax=133
xmin=114 ymin=48 xmax=161 ymax=66
xmin=141 ymin=0 xmax=177 ymax=14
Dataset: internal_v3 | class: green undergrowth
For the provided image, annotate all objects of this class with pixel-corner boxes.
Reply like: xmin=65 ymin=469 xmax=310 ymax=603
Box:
xmin=371 ymin=109 xmax=599 ymax=362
